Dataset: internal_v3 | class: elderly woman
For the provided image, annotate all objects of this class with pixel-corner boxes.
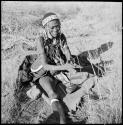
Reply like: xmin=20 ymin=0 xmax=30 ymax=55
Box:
xmin=31 ymin=12 xmax=109 ymax=124
xmin=31 ymin=12 xmax=80 ymax=124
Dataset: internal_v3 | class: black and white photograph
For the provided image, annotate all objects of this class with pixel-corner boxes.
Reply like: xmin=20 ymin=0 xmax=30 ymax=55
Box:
xmin=1 ymin=1 xmax=122 ymax=124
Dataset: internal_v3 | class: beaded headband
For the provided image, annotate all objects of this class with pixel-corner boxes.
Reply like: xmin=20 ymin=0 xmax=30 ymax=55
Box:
xmin=42 ymin=14 xmax=59 ymax=26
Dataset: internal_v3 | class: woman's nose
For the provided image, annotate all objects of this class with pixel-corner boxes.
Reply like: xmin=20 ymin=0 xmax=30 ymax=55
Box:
xmin=53 ymin=27 xmax=58 ymax=32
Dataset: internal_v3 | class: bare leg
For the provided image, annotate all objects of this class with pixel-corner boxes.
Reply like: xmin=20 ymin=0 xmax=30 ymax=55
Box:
xmin=39 ymin=76 xmax=66 ymax=124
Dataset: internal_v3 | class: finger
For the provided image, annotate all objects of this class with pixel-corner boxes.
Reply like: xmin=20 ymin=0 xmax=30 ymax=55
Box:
xmin=75 ymin=64 xmax=83 ymax=68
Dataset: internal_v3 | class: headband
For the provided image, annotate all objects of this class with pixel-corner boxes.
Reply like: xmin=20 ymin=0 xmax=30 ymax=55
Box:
xmin=42 ymin=14 xmax=59 ymax=26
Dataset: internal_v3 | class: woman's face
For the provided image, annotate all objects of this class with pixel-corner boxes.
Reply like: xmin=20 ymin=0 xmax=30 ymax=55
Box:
xmin=45 ymin=19 xmax=61 ymax=38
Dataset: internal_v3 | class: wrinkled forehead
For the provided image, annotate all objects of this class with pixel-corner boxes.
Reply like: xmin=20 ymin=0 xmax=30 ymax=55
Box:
xmin=46 ymin=19 xmax=60 ymax=28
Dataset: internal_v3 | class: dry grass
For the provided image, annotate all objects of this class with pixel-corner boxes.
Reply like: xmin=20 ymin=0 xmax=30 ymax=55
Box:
xmin=1 ymin=1 xmax=122 ymax=124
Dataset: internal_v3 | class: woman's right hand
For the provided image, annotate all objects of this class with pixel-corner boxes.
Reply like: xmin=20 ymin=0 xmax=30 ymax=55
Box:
xmin=64 ymin=63 xmax=76 ymax=74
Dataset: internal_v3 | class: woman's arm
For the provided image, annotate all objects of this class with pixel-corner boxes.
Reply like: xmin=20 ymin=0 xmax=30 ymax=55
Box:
xmin=44 ymin=62 xmax=75 ymax=72
xmin=33 ymin=36 xmax=76 ymax=73
xmin=31 ymin=53 xmax=76 ymax=73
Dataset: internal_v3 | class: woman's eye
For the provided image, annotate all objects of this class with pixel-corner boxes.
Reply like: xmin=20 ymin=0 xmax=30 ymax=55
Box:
xmin=50 ymin=26 xmax=60 ymax=30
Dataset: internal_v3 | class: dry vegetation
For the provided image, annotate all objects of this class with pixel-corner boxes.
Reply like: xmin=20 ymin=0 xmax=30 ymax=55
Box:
xmin=1 ymin=1 xmax=122 ymax=124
